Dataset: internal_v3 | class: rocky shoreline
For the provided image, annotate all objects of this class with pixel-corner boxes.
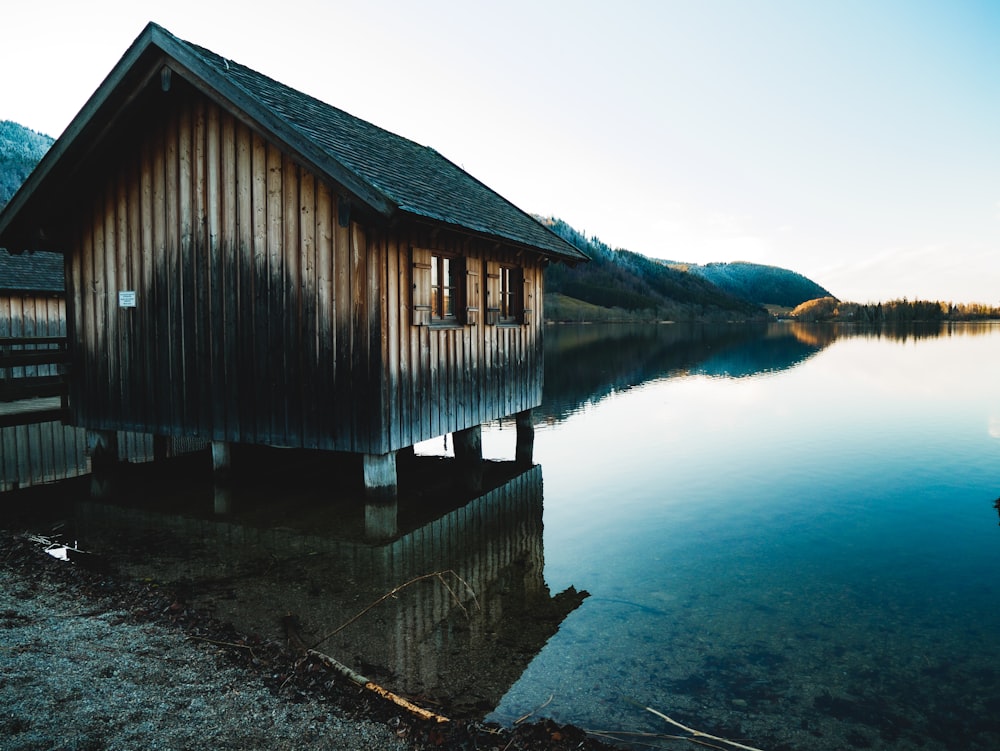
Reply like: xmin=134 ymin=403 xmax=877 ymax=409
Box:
xmin=0 ymin=526 xmax=616 ymax=751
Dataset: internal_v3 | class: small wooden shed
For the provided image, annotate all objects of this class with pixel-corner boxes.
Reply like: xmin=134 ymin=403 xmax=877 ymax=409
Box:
xmin=0 ymin=249 xmax=64 ymax=340
xmin=0 ymin=249 xmax=65 ymax=398
xmin=0 ymin=22 xmax=587 ymax=496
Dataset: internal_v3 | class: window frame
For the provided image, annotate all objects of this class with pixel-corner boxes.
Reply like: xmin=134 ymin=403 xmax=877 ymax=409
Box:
xmin=430 ymin=253 xmax=459 ymax=324
xmin=487 ymin=261 xmax=529 ymax=326
xmin=411 ymin=247 xmax=478 ymax=328
xmin=497 ymin=265 xmax=517 ymax=324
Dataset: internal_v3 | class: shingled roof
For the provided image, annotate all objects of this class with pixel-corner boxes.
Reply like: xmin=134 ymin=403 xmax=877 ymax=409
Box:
xmin=0 ymin=249 xmax=63 ymax=293
xmin=0 ymin=22 xmax=588 ymax=265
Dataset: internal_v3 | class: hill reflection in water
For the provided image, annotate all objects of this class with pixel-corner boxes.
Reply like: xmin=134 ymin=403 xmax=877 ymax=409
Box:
xmin=540 ymin=322 xmax=832 ymax=424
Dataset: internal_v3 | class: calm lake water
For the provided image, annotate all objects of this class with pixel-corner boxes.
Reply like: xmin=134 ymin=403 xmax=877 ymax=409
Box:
xmin=36 ymin=321 xmax=1000 ymax=750
xmin=481 ymin=321 xmax=1000 ymax=749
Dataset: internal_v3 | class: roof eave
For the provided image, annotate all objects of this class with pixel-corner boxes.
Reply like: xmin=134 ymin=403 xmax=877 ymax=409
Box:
xmin=400 ymin=209 xmax=589 ymax=264
xmin=0 ymin=22 xmax=397 ymax=254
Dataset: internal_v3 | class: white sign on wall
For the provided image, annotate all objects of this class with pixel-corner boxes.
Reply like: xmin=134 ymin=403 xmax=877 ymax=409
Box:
xmin=118 ymin=290 xmax=137 ymax=308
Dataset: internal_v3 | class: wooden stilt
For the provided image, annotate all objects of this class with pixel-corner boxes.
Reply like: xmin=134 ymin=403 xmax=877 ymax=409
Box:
xmin=396 ymin=443 xmax=416 ymax=464
xmin=363 ymin=450 xmax=398 ymax=499
xmin=515 ymin=409 xmax=534 ymax=466
xmin=365 ymin=499 xmax=398 ymax=541
xmin=213 ymin=484 xmax=232 ymax=514
xmin=453 ymin=425 xmax=483 ymax=493
xmin=453 ymin=425 xmax=482 ymax=465
xmin=211 ymin=440 xmax=232 ymax=513
xmin=211 ymin=440 xmax=231 ymax=482
xmin=363 ymin=450 xmax=398 ymax=541
xmin=153 ymin=434 xmax=169 ymax=462
xmin=87 ymin=429 xmax=119 ymax=498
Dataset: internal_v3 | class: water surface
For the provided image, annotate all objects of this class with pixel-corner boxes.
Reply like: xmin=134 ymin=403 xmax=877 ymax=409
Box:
xmin=479 ymin=322 xmax=1000 ymax=750
xmin=43 ymin=322 xmax=1000 ymax=750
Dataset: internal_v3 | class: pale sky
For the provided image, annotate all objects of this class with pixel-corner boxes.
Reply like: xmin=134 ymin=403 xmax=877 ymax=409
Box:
xmin=4 ymin=0 xmax=999 ymax=303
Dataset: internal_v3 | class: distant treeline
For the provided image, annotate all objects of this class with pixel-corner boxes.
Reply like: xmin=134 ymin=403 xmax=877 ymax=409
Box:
xmin=792 ymin=296 xmax=1000 ymax=323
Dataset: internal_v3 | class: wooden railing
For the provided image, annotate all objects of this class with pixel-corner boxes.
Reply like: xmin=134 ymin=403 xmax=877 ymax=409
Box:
xmin=0 ymin=336 xmax=70 ymax=427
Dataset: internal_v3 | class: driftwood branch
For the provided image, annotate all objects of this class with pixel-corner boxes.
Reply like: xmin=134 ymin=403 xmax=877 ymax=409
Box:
xmin=297 ymin=570 xmax=480 ymax=724
xmin=514 ymin=693 xmax=554 ymax=725
xmin=643 ymin=705 xmax=766 ymax=751
xmin=307 ymin=647 xmax=449 ymax=723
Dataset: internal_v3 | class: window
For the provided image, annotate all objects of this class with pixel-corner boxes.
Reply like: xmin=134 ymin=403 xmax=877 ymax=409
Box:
xmin=411 ymin=247 xmax=479 ymax=327
xmin=431 ymin=255 xmax=457 ymax=321
xmin=498 ymin=266 xmax=516 ymax=322
xmin=486 ymin=262 xmax=529 ymax=325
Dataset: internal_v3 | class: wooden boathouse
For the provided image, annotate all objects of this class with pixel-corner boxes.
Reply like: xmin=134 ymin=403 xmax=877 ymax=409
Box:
xmin=0 ymin=22 xmax=587 ymax=498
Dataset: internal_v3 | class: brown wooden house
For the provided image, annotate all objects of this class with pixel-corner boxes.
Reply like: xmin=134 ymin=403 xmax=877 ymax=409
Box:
xmin=0 ymin=22 xmax=587 ymax=496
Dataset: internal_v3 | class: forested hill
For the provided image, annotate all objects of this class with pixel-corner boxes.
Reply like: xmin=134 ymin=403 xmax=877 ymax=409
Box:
xmin=0 ymin=120 xmax=54 ymax=208
xmin=540 ymin=217 xmax=830 ymax=321
xmin=674 ymin=261 xmax=833 ymax=308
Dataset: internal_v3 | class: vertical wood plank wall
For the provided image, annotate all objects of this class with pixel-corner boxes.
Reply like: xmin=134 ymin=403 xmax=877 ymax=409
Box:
xmin=68 ymin=90 xmax=360 ymax=450
xmin=380 ymin=233 xmax=544 ymax=452
xmin=0 ymin=293 xmax=64 ymax=378
xmin=0 ymin=292 xmax=86 ymax=490
xmin=0 ymin=293 xmax=203 ymax=491
xmin=68 ymin=85 xmax=545 ymax=456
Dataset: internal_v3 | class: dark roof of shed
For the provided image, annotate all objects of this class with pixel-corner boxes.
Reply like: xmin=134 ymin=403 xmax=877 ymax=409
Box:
xmin=0 ymin=22 xmax=588 ymax=264
xmin=0 ymin=249 xmax=63 ymax=293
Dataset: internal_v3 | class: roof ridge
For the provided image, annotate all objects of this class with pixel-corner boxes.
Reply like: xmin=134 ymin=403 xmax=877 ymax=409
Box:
xmin=157 ymin=26 xmax=585 ymax=261
xmin=0 ymin=22 xmax=588 ymax=263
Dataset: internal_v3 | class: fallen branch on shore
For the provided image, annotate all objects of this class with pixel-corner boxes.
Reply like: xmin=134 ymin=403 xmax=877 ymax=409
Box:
xmin=514 ymin=693 xmax=554 ymax=725
xmin=297 ymin=570 xmax=478 ymax=724
xmin=306 ymin=647 xmax=450 ymax=723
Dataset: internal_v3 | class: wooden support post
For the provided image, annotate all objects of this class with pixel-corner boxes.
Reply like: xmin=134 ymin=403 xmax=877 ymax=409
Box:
xmin=153 ymin=434 xmax=170 ymax=462
xmin=515 ymin=410 xmax=535 ymax=466
xmin=453 ymin=425 xmax=482 ymax=465
xmin=211 ymin=440 xmax=232 ymax=482
xmin=213 ymin=485 xmax=233 ymax=515
xmin=396 ymin=443 xmax=416 ymax=465
xmin=453 ymin=425 xmax=483 ymax=494
xmin=87 ymin=430 xmax=119 ymax=499
xmin=363 ymin=451 xmax=398 ymax=541
xmin=211 ymin=441 xmax=232 ymax=514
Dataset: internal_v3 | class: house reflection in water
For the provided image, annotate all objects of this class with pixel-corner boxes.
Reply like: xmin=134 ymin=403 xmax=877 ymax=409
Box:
xmin=74 ymin=460 xmax=586 ymax=716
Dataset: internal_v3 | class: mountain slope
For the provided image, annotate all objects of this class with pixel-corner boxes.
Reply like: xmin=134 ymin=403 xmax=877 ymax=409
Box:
xmin=540 ymin=218 xmax=768 ymax=322
xmin=677 ymin=261 xmax=833 ymax=307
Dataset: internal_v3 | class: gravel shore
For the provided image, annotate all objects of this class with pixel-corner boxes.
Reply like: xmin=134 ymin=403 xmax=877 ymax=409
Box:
xmin=0 ymin=532 xmax=408 ymax=751
xmin=0 ymin=525 xmax=616 ymax=751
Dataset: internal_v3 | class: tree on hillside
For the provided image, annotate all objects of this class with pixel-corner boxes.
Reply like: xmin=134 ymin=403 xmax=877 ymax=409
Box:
xmin=538 ymin=217 xmax=767 ymax=322
xmin=0 ymin=120 xmax=54 ymax=208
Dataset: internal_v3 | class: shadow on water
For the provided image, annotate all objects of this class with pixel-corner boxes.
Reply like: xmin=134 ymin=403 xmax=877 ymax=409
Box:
xmin=38 ymin=451 xmax=587 ymax=718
